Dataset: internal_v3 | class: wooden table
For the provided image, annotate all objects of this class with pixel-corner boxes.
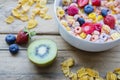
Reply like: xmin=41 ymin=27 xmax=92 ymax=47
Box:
xmin=0 ymin=0 xmax=120 ymax=80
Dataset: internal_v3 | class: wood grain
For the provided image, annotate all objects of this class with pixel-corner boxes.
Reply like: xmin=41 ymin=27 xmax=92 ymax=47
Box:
xmin=0 ymin=0 xmax=58 ymax=34
xmin=0 ymin=50 xmax=120 ymax=79
xmin=0 ymin=0 xmax=120 ymax=80
xmin=1 ymin=34 xmax=120 ymax=52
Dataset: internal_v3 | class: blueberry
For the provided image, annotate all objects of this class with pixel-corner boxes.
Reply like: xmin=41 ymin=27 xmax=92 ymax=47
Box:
xmin=5 ymin=34 xmax=16 ymax=44
xmin=84 ymin=5 xmax=94 ymax=14
xmin=77 ymin=18 xmax=85 ymax=26
xmin=9 ymin=44 xmax=19 ymax=54
xmin=101 ymin=9 xmax=109 ymax=17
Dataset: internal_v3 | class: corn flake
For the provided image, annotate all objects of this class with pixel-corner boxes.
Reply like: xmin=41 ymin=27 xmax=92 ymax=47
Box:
xmin=27 ymin=19 xmax=38 ymax=29
xmin=106 ymin=72 xmax=117 ymax=80
xmin=12 ymin=9 xmax=21 ymax=18
xmin=20 ymin=14 xmax=29 ymax=21
xmin=5 ymin=16 xmax=14 ymax=24
xmin=43 ymin=14 xmax=52 ymax=20
xmin=22 ymin=3 xmax=31 ymax=12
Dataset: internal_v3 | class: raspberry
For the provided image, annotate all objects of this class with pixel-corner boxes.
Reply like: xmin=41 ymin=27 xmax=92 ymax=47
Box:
xmin=92 ymin=0 xmax=101 ymax=6
xmin=104 ymin=15 xmax=116 ymax=29
xmin=81 ymin=22 xmax=95 ymax=34
xmin=67 ymin=5 xmax=79 ymax=16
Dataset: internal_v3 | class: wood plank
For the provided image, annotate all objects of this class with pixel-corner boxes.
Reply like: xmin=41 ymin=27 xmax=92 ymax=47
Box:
xmin=0 ymin=50 xmax=120 ymax=79
xmin=0 ymin=0 xmax=59 ymax=34
xmin=1 ymin=34 xmax=120 ymax=51
xmin=0 ymin=34 xmax=74 ymax=50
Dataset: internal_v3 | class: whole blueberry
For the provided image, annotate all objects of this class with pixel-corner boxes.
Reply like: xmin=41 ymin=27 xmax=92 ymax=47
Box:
xmin=9 ymin=44 xmax=19 ymax=54
xmin=77 ymin=18 xmax=85 ymax=26
xmin=101 ymin=9 xmax=109 ymax=17
xmin=84 ymin=5 xmax=94 ymax=14
xmin=5 ymin=34 xmax=16 ymax=44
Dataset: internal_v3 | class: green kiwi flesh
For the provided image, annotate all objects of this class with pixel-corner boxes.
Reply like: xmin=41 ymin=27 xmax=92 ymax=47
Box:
xmin=27 ymin=39 xmax=57 ymax=67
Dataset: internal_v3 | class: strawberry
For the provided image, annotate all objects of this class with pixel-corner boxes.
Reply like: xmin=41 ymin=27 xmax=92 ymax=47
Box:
xmin=77 ymin=0 xmax=89 ymax=8
xmin=94 ymin=23 xmax=102 ymax=32
xmin=92 ymin=0 xmax=101 ymax=6
xmin=81 ymin=22 xmax=95 ymax=34
xmin=104 ymin=15 xmax=116 ymax=29
xmin=16 ymin=28 xmax=36 ymax=45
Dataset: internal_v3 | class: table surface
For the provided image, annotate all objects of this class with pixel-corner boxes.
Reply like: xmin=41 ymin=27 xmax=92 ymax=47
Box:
xmin=0 ymin=0 xmax=120 ymax=80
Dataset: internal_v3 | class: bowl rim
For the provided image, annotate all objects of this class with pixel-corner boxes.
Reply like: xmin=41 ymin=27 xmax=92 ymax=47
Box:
xmin=53 ymin=0 xmax=120 ymax=45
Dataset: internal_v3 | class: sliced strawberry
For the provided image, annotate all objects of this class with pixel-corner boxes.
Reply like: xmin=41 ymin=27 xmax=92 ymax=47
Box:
xmin=16 ymin=28 xmax=36 ymax=45
xmin=77 ymin=0 xmax=89 ymax=8
xmin=104 ymin=15 xmax=116 ymax=29
xmin=92 ymin=0 xmax=101 ymax=6
xmin=81 ymin=22 xmax=95 ymax=34
xmin=94 ymin=23 xmax=102 ymax=32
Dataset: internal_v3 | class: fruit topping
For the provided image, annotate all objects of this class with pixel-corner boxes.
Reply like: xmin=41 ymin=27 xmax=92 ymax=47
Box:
xmin=92 ymin=0 xmax=101 ymax=6
xmin=67 ymin=5 xmax=79 ymax=16
xmin=101 ymin=9 xmax=109 ymax=17
xmin=77 ymin=0 xmax=89 ymax=8
xmin=77 ymin=17 xmax=85 ymax=26
xmin=104 ymin=15 xmax=116 ymax=29
xmin=84 ymin=5 xmax=94 ymax=14
xmin=81 ymin=22 xmax=95 ymax=34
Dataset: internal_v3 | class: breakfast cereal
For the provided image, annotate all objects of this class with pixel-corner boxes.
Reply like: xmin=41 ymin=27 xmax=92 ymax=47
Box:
xmin=57 ymin=0 xmax=120 ymax=43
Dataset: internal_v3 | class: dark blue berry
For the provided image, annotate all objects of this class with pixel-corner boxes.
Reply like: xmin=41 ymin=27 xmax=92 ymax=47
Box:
xmin=9 ymin=44 xmax=19 ymax=54
xmin=101 ymin=9 xmax=109 ymax=17
xmin=77 ymin=18 xmax=85 ymax=26
xmin=5 ymin=34 xmax=16 ymax=45
xmin=84 ymin=5 xmax=94 ymax=14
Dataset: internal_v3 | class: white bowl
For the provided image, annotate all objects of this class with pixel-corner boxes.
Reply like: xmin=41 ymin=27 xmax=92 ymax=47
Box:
xmin=54 ymin=0 xmax=120 ymax=52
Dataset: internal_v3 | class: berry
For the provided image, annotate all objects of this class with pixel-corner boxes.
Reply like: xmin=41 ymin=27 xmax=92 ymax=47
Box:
xmin=92 ymin=0 xmax=101 ymax=6
xmin=81 ymin=22 xmax=95 ymax=34
xmin=16 ymin=28 xmax=36 ymax=45
xmin=5 ymin=34 xmax=16 ymax=44
xmin=77 ymin=18 xmax=85 ymax=26
xmin=84 ymin=5 xmax=94 ymax=14
xmin=104 ymin=15 xmax=116 ymax=29
xmin=9 ymin=44 xmax=19 ymax=54
xmin=77 ymin=0 xmax=89 ymax=8
xmin=94 ymin=23 xmax=102 ymax=32
xmin=67 ymin=5 xmax=79 ymax=16
xmin=101 ymin=9 xmax=109 ymax=17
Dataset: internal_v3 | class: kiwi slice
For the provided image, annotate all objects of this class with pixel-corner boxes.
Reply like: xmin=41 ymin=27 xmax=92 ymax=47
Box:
xmin=27 ymin=39 xmax=57 ymax=67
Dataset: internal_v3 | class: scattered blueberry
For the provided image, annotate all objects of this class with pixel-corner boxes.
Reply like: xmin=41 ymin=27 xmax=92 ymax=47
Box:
xmin=77 ymin=18 xmax=85 ymax=26
xmin=9 ymin=44 xmax=19 ymax=54
xmin=101 ymin=9 xmax=109 ymax=17
xmin=5 ymin=34 xmax=16 ymax=45
xmin=84 ymin=5 xmax=94 ymax=14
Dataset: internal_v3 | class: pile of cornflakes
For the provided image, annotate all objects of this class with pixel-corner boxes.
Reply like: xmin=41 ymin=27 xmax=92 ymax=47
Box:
xmin=106 ymin=68 xmax=120 ymax=80
xmin=61 ymin=58 xmax=120 ymax=80
xmin=5 ymin=0 xmax=52 ymax=29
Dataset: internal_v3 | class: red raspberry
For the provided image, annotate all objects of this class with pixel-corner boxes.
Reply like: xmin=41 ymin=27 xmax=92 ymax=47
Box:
xmin=92 ymin=0 xmax=101 ymax=6
xmin=81 ymin=22 xmax=95 ymax=34
xmin=77 ymin=0 xmax=89 ymax=8
xmin=104 ymin=15 xmax=116 ymax=29
xmin=67 ymin=5 xmax=79 ymax=16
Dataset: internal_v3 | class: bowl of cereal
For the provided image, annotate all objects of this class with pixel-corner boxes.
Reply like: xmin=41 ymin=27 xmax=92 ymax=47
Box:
xmin=54 ymin=0 xmax=120 ymax=52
